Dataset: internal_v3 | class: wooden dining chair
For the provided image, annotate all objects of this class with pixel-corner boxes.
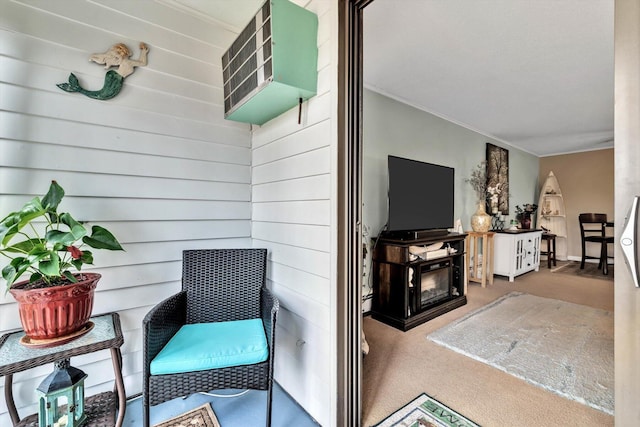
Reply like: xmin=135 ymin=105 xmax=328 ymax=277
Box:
xmin=578 ymin=213 xmax=614 ymax=274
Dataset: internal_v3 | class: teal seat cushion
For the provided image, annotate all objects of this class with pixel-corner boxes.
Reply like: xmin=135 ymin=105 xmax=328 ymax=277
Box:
xmin=150 ymin=318 xmax=269 ymax=375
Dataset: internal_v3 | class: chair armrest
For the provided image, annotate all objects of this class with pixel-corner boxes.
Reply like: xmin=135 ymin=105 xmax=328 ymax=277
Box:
xmin=260 ymin=287 xmax=279 ymax=351
xmin=143 ymin=291 xmax=187 ymax=370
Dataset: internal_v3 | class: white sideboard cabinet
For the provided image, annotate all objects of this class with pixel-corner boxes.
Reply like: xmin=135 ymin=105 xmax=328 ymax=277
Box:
xmin=493 ymin=230 xmax=542 ymax=282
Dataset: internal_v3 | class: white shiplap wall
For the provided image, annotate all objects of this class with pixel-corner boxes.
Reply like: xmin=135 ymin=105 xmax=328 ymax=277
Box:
xmin=0 ymin=0 xmax=340 ymax=426
xmin=0 ymin=0 xmax=258 ymax=424
xmin=251 ymin=1 xmax=336 ymax=425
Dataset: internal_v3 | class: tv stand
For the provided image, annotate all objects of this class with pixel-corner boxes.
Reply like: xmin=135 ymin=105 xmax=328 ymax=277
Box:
xmin=372 ymin=232 xmax=467 ymax=331
xmin=381 ymin=228 xmax=450 ymax=241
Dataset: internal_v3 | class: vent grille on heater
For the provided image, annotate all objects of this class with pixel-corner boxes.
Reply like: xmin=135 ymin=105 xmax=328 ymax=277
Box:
xmin=222 ymin=1 xmax=272 ymax=117
xmin=221 ymin=0 xmax=317 ymax=125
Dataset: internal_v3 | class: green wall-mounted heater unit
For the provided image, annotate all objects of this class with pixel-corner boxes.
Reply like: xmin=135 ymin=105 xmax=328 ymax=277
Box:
xmin=222 ymin=0 xmax=318 ymax=125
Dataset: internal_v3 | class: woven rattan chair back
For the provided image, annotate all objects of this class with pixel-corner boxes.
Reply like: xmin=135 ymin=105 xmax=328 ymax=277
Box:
xmin=182 ymin=248 xmax=267 ymax=324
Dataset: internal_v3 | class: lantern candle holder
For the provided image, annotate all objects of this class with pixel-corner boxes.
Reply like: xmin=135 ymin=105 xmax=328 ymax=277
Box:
xmin=36 ymin=359 xmax=87 ymax=427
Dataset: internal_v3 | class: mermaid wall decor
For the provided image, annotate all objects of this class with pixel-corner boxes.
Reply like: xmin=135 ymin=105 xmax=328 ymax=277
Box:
xmin=57 ymin=42 xmax=149 ymax=100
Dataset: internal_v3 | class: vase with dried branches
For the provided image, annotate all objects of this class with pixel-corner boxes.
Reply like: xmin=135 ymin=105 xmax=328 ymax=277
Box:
xmin=466 ymin=162 xmax=491 ymax=232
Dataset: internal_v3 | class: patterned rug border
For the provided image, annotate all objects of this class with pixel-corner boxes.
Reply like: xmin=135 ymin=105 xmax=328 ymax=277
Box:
xmin=153 ymin=403 xmax=220 ymax=427
xmin=373 ymin=393 xmax=480 ymax=427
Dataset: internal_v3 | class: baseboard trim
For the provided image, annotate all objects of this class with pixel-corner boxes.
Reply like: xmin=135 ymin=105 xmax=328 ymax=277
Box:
xmin=567 ymin=255 xmax=614 ymax=265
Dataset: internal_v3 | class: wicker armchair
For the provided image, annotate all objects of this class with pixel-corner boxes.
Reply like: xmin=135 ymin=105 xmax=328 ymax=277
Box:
xmin=142 ymin=248 xmax=279 ymax=427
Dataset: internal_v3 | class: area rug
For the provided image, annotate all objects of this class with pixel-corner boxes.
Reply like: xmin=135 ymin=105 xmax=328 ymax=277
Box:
xmin=551 ymin=261 xmax=613 ymax=281
xmin=427 ymin=292 xmax=613 ymax=414
xmin=374 ymin=393 xmax=480 ymax=427
xmin=153 ymin=403 xmax=220 ymax=427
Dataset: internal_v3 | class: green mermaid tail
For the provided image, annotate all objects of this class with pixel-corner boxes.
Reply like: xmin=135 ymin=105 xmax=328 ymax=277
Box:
xmin=57 ymin=70 xmax=124 ymax=100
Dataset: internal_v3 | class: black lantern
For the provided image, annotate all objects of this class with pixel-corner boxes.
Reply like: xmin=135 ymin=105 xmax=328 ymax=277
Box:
xmin=36 ymin=359 xmax=87 ymax=427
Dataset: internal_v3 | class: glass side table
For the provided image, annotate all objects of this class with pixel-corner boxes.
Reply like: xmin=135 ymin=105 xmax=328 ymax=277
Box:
xmin=0 ymin=312 xmax=126 ymax=427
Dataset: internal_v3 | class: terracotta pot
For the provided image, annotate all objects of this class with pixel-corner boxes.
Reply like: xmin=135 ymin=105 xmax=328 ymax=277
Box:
xmin=9 ymin=273 xmax=100 ymax=340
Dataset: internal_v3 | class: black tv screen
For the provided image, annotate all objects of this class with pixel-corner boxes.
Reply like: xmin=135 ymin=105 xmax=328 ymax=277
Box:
xmin=387 ymin=155 xmax=454 ymax=232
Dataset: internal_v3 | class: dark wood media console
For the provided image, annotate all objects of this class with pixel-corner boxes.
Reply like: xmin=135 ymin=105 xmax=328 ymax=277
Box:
xmin=372 ymin=232 xmax=467 ymax=331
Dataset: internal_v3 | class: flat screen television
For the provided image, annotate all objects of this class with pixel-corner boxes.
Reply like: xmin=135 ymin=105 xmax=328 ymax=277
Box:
xmin=387 ymin=155 xmax=454 ymax=236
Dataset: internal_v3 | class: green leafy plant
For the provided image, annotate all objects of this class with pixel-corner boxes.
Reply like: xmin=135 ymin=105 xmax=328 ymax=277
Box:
xmin=515 ymin=203 xmax=538 ymax=220
xmin=0 ymin=181 xmax=123 ymax=291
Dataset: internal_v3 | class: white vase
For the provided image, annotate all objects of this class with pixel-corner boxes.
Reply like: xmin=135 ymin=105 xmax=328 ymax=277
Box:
xmin=471 ymin=202 xmax=491 ymax=232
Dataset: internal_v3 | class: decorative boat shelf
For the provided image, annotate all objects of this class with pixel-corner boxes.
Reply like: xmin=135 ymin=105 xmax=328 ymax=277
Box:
xmin=537 ymin=171 xmax=568 ymax=260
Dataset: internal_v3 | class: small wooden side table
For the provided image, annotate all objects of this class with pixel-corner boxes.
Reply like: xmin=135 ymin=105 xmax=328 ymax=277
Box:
xmin=466 ymin=231 xmax=495 ymax=288
xmin=0 ymin=313 xmax=126 ymax=427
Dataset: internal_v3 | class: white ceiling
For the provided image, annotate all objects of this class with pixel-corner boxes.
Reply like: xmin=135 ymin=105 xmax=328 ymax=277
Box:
xmin=170 ymin=0 xmax=615 ymax=157
xmin=166 ymin=0 xmax=264 ymax=31
xmin=364 ymin=0 xmax=614 ymax=157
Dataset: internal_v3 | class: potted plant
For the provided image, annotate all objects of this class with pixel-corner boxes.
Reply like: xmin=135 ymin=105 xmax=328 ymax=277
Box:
xmin=515 ymin=204 xmax=538 ymax=229
xmin=1 ymin=181 xmax=123 ymax=344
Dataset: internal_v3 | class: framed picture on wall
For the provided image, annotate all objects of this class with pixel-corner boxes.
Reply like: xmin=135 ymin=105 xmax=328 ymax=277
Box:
xmin=486 ymin=143 xmax=509 ymax=215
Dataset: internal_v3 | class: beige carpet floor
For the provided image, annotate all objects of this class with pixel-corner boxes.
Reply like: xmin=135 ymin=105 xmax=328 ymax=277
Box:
xmin=362 ymin=262 xmax=614 ymax=427
xmin=551 ymin=260 xmax=614 ymax=281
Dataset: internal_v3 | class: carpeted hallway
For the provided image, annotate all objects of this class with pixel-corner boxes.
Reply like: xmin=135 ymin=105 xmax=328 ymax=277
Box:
xmin=362 ymin=261 xmax=614 ymax=427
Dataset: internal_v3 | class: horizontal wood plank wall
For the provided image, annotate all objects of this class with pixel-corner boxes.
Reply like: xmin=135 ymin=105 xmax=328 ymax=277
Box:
xmin=251 ymin=1 xmax=335 ymax=425
xmin=0 ymin=0 xmax=253 ymax=423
